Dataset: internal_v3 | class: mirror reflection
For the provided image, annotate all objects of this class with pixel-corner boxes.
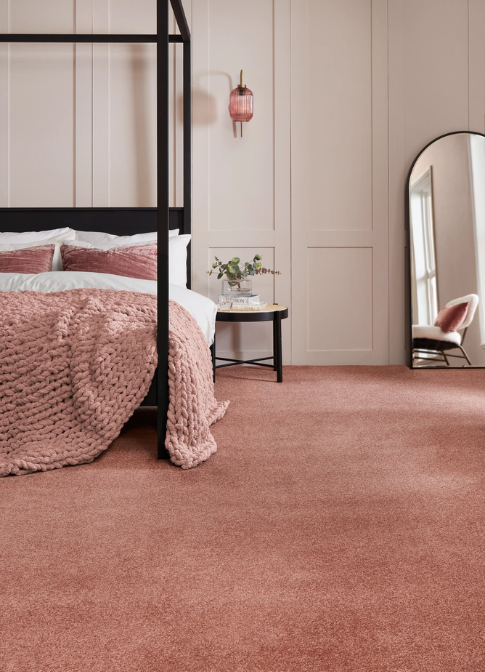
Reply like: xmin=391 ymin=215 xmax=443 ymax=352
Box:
xmin=409 ymin=132 xmax=485 ymax=367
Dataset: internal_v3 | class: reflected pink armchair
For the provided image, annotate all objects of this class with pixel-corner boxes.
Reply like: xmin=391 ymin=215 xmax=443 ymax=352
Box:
xmin=412 ymin=294 xmax=479 ymax=366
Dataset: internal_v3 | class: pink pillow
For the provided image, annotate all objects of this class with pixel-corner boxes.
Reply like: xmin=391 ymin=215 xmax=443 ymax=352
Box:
xmin=61 ymin=243 xmax=157 ymax=280
xmin=434 ymin=302 xmax=468 ymax=332
xmin=0 ymin=244 xmax=55 ymax=274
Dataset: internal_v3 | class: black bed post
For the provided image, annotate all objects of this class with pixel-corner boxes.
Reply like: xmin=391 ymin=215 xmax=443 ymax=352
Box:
xmin=183 ymin=39 xmax=192 ymax=289
xmin=157 ymin=0 xmax=170 ymax=460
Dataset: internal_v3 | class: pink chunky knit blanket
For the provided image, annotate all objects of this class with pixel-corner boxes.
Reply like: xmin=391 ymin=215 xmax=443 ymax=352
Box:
xmin=166 ymin=300 xmax=229 ymax=468
xmin=0 ymin=289 xmax=227 ymax=476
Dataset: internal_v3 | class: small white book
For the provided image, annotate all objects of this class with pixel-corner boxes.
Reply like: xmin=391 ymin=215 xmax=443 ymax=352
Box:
xmin=230 ymin=294 xmax=260 ymax=306
xmin=230 ymin=302 xmax=267 ymax=312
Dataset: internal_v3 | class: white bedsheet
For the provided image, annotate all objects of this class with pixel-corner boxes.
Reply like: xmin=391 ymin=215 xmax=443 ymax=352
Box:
xmin=169 ymin=283 xmax=217 ymax=346
xmin=0 ymin=271 xmax=217 ymax=346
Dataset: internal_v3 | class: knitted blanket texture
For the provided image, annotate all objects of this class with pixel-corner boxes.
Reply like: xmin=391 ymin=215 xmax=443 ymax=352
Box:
xmin=0 ymin=290 xmax=227 ymax=476
xmin=166 ymin=300 xmax=229 ymax=468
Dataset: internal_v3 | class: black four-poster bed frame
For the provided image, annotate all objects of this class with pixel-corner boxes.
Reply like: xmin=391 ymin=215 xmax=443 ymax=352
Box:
xmin=0 ymin=0 xmax=191 ymax=459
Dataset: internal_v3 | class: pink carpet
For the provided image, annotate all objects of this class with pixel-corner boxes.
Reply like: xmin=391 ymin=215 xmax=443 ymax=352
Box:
xmin=1 ymin=365 xmax=485 ymax=671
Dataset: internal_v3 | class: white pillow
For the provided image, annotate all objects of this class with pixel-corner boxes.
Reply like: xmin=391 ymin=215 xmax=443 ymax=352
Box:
xmin=0 ymin=270 xmax=157 ymax=295
xmin=0 ymin=230 xmax=76 ymax=271
xmin=0 ymin=227 xmax=75 ymax=244
xmin=169 ymin=234 xmax=191 ymax=287
xmin=74 ymin=229 xmax=179 ymax=246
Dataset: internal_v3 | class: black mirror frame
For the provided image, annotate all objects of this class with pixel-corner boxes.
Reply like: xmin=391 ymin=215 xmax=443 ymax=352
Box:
xmin=406 ymin=130 xmax=485 ymax=369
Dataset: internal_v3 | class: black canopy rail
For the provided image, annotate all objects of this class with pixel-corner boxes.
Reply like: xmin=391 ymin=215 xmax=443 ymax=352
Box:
xmin=0 ymin=34 xmax=184 ymax=43
xmin=0 ymin=0 xmax=192 ymax=460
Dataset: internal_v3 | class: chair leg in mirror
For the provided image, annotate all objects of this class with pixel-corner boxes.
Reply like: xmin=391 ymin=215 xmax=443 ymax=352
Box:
xmin=457 ymin=346 xmax=472 ymax=366
xmin=412 ymin=347 xmax=473 ymax=367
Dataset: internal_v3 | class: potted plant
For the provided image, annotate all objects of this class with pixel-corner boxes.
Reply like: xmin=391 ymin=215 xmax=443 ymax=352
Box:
xmin=207 ymin=254 xmax=280 ymax=297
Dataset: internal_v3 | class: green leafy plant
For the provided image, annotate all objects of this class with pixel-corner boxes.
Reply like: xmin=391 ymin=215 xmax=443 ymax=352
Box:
xmin=207 ymin=255 xmax=280 ymax=288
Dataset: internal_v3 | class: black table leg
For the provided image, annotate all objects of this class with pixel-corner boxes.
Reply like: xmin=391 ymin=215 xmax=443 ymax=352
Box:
xmin=273 ymin=314 xmax=278 ymax=372
xmin=210 ymin=335 xmax=216 ymax=383
xmin=273 ymin=313 xmax=283 ymax=382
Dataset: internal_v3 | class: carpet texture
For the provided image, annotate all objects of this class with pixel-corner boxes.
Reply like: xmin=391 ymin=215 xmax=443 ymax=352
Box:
xmin=1 ymin=365 xmax=485 ymax=671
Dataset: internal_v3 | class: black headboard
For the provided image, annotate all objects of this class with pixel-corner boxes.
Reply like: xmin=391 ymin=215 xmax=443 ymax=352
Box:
xmin=0 ymin=206 xmax=191 ymax=288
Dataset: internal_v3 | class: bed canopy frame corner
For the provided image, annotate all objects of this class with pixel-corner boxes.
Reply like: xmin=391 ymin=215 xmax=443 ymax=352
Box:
xmin=0 ymin=0 xmax=191 ymax=460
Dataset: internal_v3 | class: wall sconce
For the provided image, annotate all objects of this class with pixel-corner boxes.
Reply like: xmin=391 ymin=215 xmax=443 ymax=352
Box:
xmin=229 ymin=70 xmax=253 ymax=138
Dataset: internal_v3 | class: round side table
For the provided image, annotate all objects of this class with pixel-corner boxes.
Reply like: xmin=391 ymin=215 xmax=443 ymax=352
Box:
xmin=212 ymin=304 xmax=289 ymax=383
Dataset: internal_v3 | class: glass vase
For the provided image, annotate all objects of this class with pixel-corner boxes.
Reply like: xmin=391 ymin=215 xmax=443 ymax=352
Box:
xmin=222 ymin=278 xmax=252 ymax=297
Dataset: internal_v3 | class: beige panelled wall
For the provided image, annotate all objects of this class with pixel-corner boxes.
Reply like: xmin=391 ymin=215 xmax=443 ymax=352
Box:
xmin=0 ymin=0 xmax=175 ymax=209
xmin=0 ymin=0 xmax=75 ymax=206
xmin=191 ymin=0 xmax=485 ymax=365
xmin=1 ymin=1 xmax=485 ymax=366
xmin=191 ymin=0 xmax=292 ymax=365
xmin=291 ymin=0 xmax=389 ymax=364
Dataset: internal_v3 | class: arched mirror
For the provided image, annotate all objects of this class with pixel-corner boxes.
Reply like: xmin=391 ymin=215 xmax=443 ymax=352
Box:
xmin=408 ymin=131 xmax=485 ymax=368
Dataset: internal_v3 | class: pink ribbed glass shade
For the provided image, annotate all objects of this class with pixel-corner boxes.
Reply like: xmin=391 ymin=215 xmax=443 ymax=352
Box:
xmin=229 ymin=87 xmax=254 ymax=122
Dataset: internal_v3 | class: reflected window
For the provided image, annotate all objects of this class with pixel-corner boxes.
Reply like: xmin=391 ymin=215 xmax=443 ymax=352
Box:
xmin=410 ymin=167 xmax=438 ymax=325
xmin=469 ymin=136 xmax=485 ymax=345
